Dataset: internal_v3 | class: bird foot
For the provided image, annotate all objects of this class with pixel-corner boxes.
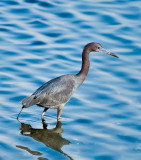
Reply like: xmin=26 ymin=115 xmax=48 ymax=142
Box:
xmin=57 ymin=117 xmax=60 ymax=122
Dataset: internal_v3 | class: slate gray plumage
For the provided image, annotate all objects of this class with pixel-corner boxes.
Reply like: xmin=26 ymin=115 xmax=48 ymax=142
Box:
xmin=17 ymin=42 xmax=118 ymax=121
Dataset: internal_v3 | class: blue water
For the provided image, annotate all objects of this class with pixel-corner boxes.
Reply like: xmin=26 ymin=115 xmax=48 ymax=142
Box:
xmin=0 ymin=0 xmax=141 ymax=159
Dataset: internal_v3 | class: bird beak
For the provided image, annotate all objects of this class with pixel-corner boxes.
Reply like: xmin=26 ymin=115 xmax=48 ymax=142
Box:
xmin=99 ymin=48 xmax=119 ymax=58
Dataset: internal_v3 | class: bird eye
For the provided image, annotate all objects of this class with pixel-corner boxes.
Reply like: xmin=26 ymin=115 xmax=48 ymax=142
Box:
xmin=97 ymin=47 xmax=100 ymax=49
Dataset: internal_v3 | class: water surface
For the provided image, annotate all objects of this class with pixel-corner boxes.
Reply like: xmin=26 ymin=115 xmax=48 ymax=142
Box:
xmin=0 ymin=0 xmax=141 ymax=160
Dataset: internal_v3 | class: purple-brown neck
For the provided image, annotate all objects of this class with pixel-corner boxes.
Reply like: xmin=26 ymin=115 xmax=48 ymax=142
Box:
xmin=76 ymin=44 xmax=91 ymax=82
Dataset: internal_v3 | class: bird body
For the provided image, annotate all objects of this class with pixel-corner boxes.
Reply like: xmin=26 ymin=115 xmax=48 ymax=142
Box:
xmin=17 ymin=42 xmax=118 ymax=121
xmin=21 ymin=74 xmax=83 ymax=109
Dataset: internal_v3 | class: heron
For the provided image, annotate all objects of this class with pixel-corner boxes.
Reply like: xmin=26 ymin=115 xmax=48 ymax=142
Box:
xmin=17 ymin=42 xmax=118 ymax=121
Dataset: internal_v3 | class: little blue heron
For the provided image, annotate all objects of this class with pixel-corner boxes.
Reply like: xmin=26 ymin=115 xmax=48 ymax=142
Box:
xmin=17 ymin=42 xmax=118 ymax=121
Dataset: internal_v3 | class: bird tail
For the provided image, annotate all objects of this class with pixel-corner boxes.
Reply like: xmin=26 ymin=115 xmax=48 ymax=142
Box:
xmin=20 ymin=95 xmax=36 ymax=108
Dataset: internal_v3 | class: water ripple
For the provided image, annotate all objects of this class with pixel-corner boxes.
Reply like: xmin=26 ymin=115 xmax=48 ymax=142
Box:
xmin=0 ymin=0 xmax=141 ymax=160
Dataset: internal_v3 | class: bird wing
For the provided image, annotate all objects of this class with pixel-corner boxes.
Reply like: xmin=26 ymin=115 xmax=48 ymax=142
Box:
xmin=20 ymin=94 xmax=37 ymax=108
xmin=33 ymin=75 xmax=76 ymax=107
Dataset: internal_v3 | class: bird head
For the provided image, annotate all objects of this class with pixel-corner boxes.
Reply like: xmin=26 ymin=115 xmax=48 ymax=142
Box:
xmin=86 ymin=42 xmax=118 ymax=58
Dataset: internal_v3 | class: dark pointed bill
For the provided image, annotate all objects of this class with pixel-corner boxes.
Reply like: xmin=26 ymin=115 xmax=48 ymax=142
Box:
xmin=99 ymin=48 xmax=119 ymax=58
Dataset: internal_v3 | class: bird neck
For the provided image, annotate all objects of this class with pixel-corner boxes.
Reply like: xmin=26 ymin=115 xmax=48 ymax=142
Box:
xmin=76 ymin=47 xmax=90 ymax=82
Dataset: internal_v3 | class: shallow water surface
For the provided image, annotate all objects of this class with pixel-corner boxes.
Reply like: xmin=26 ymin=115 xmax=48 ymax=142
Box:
xmin=0 ymin=0 xmax=141 ymax=160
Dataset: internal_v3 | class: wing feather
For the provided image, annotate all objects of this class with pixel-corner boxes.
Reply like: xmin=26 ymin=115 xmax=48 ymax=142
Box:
xmin=21 ymin=75 xmax=76 ymax=108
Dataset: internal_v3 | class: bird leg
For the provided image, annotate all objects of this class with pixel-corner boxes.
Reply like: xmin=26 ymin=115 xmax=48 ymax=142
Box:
xmin=57 ymin=105 xmax=63 ymax=121
xmin=41 ymin=108 xmax=48 ymax=120
xmin=42 ymin=118 xmax=47 ymax=129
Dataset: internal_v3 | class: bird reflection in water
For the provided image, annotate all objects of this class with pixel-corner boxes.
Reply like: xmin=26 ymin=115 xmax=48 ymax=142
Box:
xmin=16 ymin=120 xmax=73 ymax=160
